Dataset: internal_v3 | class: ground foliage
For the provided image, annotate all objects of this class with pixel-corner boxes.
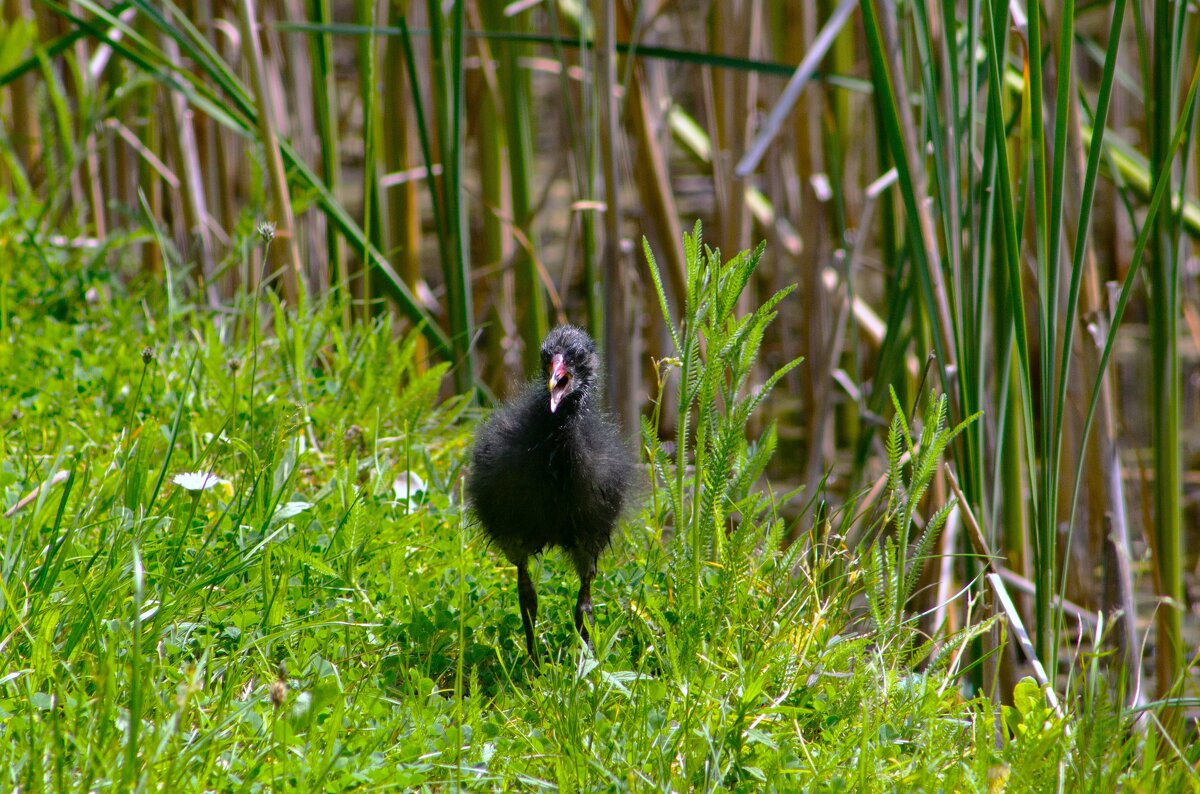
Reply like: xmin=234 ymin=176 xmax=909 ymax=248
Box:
xmin=0 ymin=230 xmax=1193 ymax=791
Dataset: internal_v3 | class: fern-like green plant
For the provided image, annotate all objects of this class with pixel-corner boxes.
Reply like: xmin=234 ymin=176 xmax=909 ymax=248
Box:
xmin=642 ymin=222 xmax=803 ymax=615
xmin=866 ymin=388 xmax=978 ymax=647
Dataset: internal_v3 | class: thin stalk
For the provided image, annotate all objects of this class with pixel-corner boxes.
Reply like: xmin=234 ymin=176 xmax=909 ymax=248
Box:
xmin=426 ymin=0 xmax=474 ymax=392
xmin=543 ymin=0 xmax=600 ymax=339
xmin=308 ymin=0 xmax=345 ymax=323
xmin=236 ymin=0 xmax=302 ymax=305
xmin=1024 ymin=0 xmax=1062 ymax=668
xmin=981 ymin=0 xmax=1039 ymax=633
xmin=596 ymin=0 xmax=624 ymax=424
xmin=1146 ymin=0 xmax=1185 ymax=728
xmin=383 ymin=1 xmax=423 ymax=365
xmin=480 ymin=3 xmax=546 ymax=375
xmin=473 ymin=2 xmax=511 ymax=391
xmin=356 ymin=0 xmax=382 ymax=320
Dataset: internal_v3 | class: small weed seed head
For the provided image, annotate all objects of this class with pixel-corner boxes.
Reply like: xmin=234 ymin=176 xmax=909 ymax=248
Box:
xmin=229 ymin=357 xmax=241 ymax=374
xmin=141 ymin=346 xmax=154 ymax=365
xmin=257 ymin=222 xmax=276 ymax=243
xmin=344 ymin=424 xmax=367 ymax=454
xmin=270 ymin=661 xmax=288 ymax=708
xmin=269 ymin=679 xmax=287 ymax=708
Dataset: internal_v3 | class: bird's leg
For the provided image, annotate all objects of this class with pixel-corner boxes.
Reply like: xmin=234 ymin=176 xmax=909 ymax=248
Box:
xmin=516 ymin=561 xmax=538 ymax=664
xmin=574 ymin=569 xmax=595 ymax=651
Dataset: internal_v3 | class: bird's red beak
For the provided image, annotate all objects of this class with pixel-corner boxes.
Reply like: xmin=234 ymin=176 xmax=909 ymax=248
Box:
xmin=548 ymin=353 xmax=570 ymax=413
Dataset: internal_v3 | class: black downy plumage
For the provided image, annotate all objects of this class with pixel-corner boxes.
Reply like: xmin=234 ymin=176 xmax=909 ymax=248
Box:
xmin=467 ymin=326 xmax=636 ymax=663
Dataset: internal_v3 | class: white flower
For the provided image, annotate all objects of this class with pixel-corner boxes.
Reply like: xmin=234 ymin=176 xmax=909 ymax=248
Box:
xmin=392 ymin=472 xmax=426 ymax=503
xmin=172 ymin=471 xmax=227 ymax=492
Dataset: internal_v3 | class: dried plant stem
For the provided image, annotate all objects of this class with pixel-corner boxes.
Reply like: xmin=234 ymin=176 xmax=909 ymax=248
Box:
xmin=161 ymin=35 xmax=215 ymax=304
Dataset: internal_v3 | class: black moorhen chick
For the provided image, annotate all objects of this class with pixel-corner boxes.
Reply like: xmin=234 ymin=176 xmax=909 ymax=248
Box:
xmin=467 ymin=325 xmax=636 ymax=663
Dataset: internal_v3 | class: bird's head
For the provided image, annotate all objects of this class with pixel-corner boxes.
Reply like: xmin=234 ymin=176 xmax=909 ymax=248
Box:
xmin=541 ymin=325 xmax=599 ymax=414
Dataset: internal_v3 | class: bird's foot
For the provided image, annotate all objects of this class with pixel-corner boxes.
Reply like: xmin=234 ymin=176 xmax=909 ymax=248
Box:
xmin=574 ymin=596 xmax=595 ymax=652
xmin=517 ymin=562 xmax=540 ymax=667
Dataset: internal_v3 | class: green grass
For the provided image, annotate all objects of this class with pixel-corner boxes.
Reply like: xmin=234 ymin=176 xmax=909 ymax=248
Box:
xmin=0 ymin=233 xmax=1192 ymax=791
